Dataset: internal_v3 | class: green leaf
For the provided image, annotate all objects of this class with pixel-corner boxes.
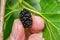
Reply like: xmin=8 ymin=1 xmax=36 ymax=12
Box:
xmin=40 ymin=0 xmax=60 ymax=40
xmin=4 ymin=0 xmax=60 ymax=40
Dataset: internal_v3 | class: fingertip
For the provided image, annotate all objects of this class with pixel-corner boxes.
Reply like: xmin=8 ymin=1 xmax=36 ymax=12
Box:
xmin=30 ymin=16 xmax=45 ymax=33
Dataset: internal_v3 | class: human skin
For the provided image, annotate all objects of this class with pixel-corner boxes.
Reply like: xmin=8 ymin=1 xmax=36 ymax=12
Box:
xmin=9 ymin=16 xmax=44 ymax=40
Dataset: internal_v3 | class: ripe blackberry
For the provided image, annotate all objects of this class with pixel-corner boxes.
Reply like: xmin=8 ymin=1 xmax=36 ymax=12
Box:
xmin=20 ymin=9 xmax=32 ymax=28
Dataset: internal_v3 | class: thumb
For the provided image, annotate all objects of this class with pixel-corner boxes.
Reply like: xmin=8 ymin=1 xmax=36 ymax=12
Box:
xmin=9 ymin=19 xmax=25 ymax=40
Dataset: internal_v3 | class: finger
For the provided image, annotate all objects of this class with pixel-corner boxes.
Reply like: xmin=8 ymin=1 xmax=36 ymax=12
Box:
xmin=28 ymin=32 xmax=44 ymax=40
xmin=30 ymin=16 xmax=44 ymax=33
xmin=9 ymin=19 xmax=25 ymax=40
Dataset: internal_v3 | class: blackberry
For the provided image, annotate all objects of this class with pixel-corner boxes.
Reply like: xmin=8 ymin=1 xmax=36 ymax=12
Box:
xmin=20 ymin=9 xmax=32 ymax=28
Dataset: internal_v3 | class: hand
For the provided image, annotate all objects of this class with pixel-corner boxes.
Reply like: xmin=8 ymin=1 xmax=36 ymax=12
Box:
xmin=9 ymin=16 xmax=44 ymax=40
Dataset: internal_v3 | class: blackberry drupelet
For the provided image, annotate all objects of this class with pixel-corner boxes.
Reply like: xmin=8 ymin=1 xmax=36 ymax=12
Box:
xmin=20 ymin=9 xmax=32 ymax=28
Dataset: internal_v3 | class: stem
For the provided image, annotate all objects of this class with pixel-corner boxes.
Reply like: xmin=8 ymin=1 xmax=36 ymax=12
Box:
xmin=5 ymin=9 xmax=20 ymax=18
